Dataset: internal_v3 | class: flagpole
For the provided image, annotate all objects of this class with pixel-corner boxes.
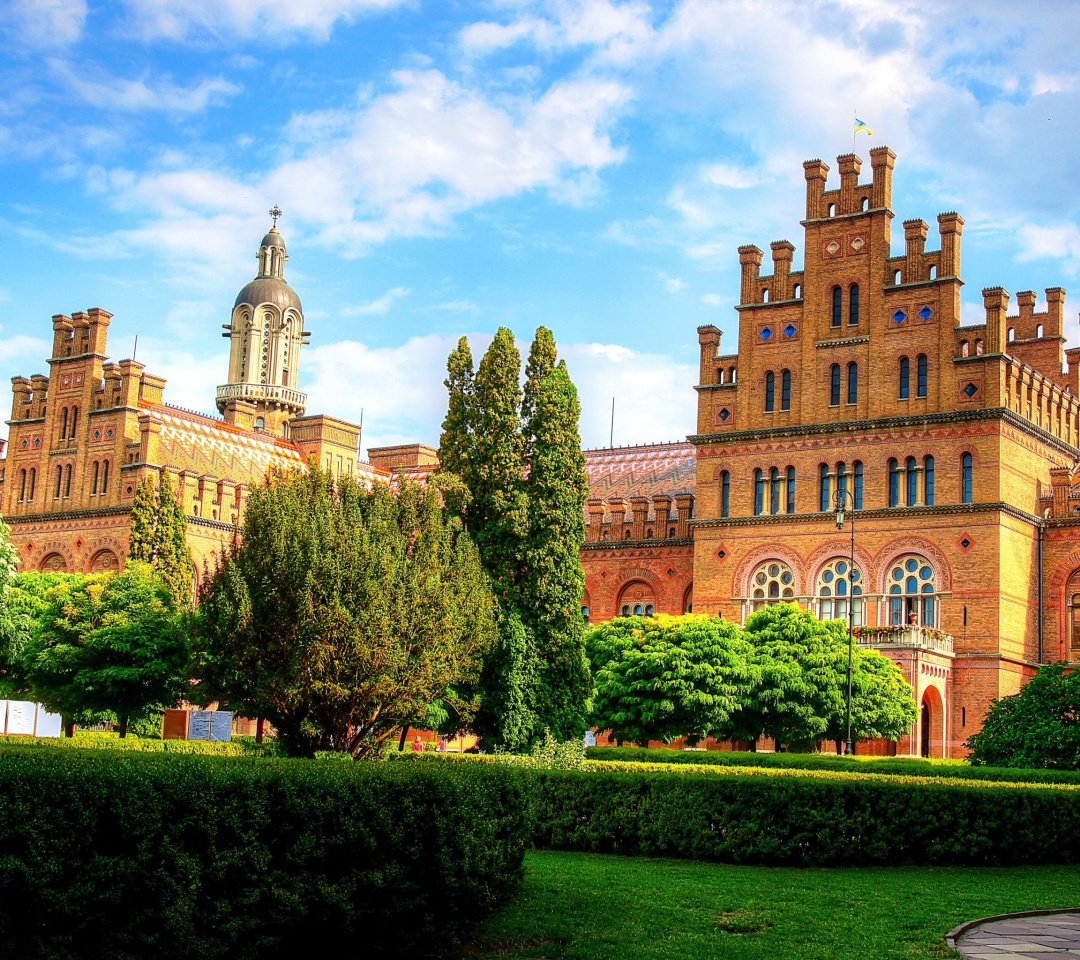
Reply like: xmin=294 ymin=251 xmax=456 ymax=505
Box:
xmin=853 ymin=110 xmax=856 ymax=154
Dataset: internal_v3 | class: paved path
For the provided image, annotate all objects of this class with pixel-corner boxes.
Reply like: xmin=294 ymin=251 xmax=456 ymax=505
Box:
xmin=949 ymin=911 xmax=1080 ymax=957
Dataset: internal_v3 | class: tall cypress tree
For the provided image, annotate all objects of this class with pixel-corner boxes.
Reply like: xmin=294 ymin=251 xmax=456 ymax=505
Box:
xmin=521 ymin=326 xmax=557 ymax=446
xmin=154 ymin=470 xmax=194 ymax=610
xmin=128 ymin=478 xmax=157 ymax=563
xmin=523 ymin=360 xmax=590 ymax=738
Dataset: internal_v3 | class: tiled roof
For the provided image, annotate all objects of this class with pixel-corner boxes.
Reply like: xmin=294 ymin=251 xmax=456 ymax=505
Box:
xmin=144 ymin=402 xmax=307 ymax=483
xmin=584 ymin=441 xmax=696 ymax=502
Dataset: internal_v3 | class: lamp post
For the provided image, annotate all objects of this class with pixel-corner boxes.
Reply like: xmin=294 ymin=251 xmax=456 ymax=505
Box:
xmin=834 ymin=487 xmax=856 ymax=756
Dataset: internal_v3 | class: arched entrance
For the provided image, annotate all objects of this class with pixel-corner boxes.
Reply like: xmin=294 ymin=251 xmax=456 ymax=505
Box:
xmin=39 ymin=552 xmax=67 ymax=572
xmin=920 ymin=686 xmax=945 ymax=758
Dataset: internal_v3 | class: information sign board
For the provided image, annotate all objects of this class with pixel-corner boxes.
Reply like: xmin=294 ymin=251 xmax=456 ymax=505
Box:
xmin=6 ymin=701 xmax=36 ymax=736
xmin=187 ymin=710 xmax=213 ymax=741
xmin=209 ymin=711 xmax=233 ymax=742
xmin=34 ymin=708 xmax=62 ymax=738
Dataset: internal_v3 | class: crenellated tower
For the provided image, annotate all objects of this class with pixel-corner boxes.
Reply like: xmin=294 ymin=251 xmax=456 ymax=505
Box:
xmin=216 ymin=210 xmax=311 ymax=435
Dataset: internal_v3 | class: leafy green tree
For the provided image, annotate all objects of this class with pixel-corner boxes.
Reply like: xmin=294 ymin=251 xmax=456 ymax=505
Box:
xmin=20 ymin=562 xmax=188 ymax=737
xmin=126 ymin=472 xmax=194 ymax=610
xmin=192 ymin=465 xmax=496 ymax=758
xmin=521 ymin=325 xmax=557 ymax=444
xmin=966 ymin=661 xmax=1080 ymax=769
xmin=437 ymin=337 xmax=475 ymax=517
xmin=587 ymin=614 xmax=754 ymax=746
xmin=0 ymin=571 xmax=75 ymax=699
xmin=736 ymin=603 xmax=916 ymax=752
xmin=524 ymin=360 xmax=590 ymax=739
xmin=0 ymin=514 xmax=22 ymax=696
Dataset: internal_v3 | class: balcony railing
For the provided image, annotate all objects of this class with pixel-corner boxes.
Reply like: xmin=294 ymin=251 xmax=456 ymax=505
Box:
xmin=215 ymin=382 xmax=307 ymax=409
xmin=853 ymin=625 xmax=954 ymax=657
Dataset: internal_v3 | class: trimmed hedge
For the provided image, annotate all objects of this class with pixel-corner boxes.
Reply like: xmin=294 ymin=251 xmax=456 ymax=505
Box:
xmin=0 ymin=746 xmax=526 ymax=960
xmin=586 ymin=746 xmax=1080 ymax=785
xmin=527 ymin=766 xmax=1080 ymax=866
xmin=1 ymin=732 xmax=286 ymax=756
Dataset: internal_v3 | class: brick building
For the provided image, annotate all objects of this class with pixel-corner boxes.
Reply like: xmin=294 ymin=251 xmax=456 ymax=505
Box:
xmin=4 ymin=150 xmax=1080 ymax=756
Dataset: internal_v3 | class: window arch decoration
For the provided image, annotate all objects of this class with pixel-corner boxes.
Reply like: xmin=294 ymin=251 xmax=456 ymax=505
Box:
xmin=750 ymin=559 xmax=796 ymax=611
xmin=617 ymin=579 xmax=657 ymax=618
xmin=816 ymin=557 xmax=865 ymax=626
xmin=885 ymin=554 xmax=938 ymax=628
xmin=874 ymin=538 xmax=951 ymax=596
xmin=734 ymin=546 xmax=805 ymax=608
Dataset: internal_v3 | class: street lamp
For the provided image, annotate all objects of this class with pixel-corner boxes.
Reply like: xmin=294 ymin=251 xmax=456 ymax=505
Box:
xmin=834 ymin=487 xmax=856 ymax=756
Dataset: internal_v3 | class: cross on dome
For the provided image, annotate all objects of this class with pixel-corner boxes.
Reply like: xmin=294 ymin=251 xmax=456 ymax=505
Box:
xmin=269 ymin=205 xmax=282 ymax=227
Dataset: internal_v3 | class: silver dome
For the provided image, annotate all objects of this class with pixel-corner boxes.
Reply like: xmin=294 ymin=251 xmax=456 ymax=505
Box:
xmin=260 ymin=228 xmax=286 ymax=249
xmin=233 ymin=277 xmax=302 ymax=312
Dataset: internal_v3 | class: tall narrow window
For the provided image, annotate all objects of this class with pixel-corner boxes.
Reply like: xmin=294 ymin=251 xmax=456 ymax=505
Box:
xmin=853 ymin=460 xmax=864 ymax=509
xmin=819 ymin=463 xmax=831 ymax=512
xmin=849 ymin=284 xmax=860 ymax=325
xmin=917 ymin=354 xmax=928 ymax=398
xmin=830 ymin=364 xmax=841 ymax=406
xmin=720 ymin=471 xmax=730 ymax=518
xmin=831 ymin=286 xmax=842 ymax=327
xmin=59 ymin=408 xmax=68 ymax=443
xmin=63 ymin=464 xmax=72 ymax=498
xmin=924 ymin=456 xmax=935 ymax=505
xmin=769 ymin=467 xmax=781 ymax=515
xmin=899 ymin=356 xmax=910 ymax=399
xmin=836 ymin=461 xmax=847 ymax=498
xmin=781 ymin=369 xmax=791 ymax=411
xmin=961 ymin=452 xmax=972 ymax=503
xmin=754 ymin=468 xmax=764 ymax=516
xmin=54 ymin=466 xmax=62 ymax=499
xmin=888 ymin=458 xmax=899 ymax=507
xmin=69 ymin=406 xmax=79 ymax=439
xmin=847 ymin=362 xmax=858 ymax=404
xmin=906 ymin=456 xmax=917 ymax=506
xmin=91 ymin=461 xmax=99 ymax=495
xmin=28 ymin=469 xmax=35 ymax=501
xmin=18 ymin=469 xmax=26 ymax=502
xmin=764 ymin=371 xmax=775 ymax=412
xmin=786 ymin=466 xmax=796 ymax=514
xmin=101 ymin=460 xmax=109 ymax=496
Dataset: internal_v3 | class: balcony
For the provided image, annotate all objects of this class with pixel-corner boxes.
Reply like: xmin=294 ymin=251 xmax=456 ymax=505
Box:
xmin=853 ymin=625 xmax=954 ymax=657
xmin=215 ymin=382 xmax=307 ymax=410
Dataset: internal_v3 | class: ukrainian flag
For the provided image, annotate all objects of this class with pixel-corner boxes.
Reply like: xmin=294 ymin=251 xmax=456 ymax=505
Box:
xmin=855 ymin=118 xmax=873 ymax=136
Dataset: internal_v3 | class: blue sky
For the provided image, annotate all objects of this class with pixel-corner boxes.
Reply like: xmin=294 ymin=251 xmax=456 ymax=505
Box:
xmin=2 ymin=0 xmax=1080 ymax=455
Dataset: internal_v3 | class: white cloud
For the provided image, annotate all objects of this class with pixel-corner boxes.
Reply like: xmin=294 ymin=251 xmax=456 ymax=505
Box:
xmin=701 ymin=293 xmax=724 ymax=306
xmin=659 ymin=272 xmax=684 ymax=293
xmin=118 ymin=0 xmax=406 ymax=44
xmin=704 ymin=163 xmax=761 ymax=189
xmin=1 ymin=0 xmax=86 ymax=48
xmin=0 ymin=334 xmax=51 ymax=365
xmin=343 ymin=286 xmax=410 ymax=315
xmin=48 ymin=59 xmax=240 ymax=114
xmin=1017 ymin=222 xmax=1080 ymax=270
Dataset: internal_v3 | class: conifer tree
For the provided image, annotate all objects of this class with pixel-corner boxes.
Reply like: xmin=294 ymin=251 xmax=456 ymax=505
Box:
xmin=521 ymin=325 xmax=556 ymax=445
xmin=128 ymin=478 xmax=157 ymax=563
xmin=154 ymin=470 xmax=194 ymax=610
xmin=523 ymin=360 xmax=590 ymax=738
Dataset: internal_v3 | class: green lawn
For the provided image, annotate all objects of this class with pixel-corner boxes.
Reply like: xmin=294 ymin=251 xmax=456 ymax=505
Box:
xmin=466 ymin=850 xmax=1080 ymax=959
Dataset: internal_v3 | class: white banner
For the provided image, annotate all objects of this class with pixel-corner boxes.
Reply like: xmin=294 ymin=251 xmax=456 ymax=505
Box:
xmin=6 ymin=701 xmax=36 ymax=736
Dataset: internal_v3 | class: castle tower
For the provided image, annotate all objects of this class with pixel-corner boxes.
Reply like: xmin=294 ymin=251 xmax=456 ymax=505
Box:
xmin=216 ymin=208 xmax=310 ymax=435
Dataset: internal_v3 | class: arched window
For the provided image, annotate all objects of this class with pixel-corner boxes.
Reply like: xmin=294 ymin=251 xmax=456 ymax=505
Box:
xmin=764 ymin=371 xmax=775 ymax=412
xmin=581 ymin=606 xmax=590 ymax=625
xmin=720 ymin=471 xmax=730 ymax=518
xmin=817 ymin=557 xmax=864 ymax=626
xmin=750 ymin=560 xmax=795 ymax=611
xmin=1037 ymin=323 xmax=1044 ymax=338
xmin=899 ymin=356 xmax=910 ymax=399
xmin=961 ymin=452 xmax=973 ymax=503
xmin=888 ymin=458 xmax=900 ymax=507
xmin=254 ymin=416 xmax=265 ymax=430
xmin=63 ymin=464 xmax=72 ymax=498
xmin=69 ymin=406 xmax=78 ymax=439
xmin=831 ymin=286 xmax=842 ymax=327
xmin=830 ymin=364 xmax=841 ymax=406
xmin=28 ymin=468 xmax=35 ymax=501
xmin=786 ymin=466 xmax=796 ymax=514
xmin=847 ymin=362 xmax=858 ymax=404
xmin=849 ymin=284 xmax=860 ymax=325
xmin=754 ymin=468 xmax=764 ymax=516
xmin=917 ymin=354 xmax=928 ymax=398
xmin=769 ymin=467 xmax=781 ymax=515
xmin=762 ymin=288 xmax=770 ymax=303
xmin=924 ymin=456 xmax=935 ymax=505
xmin=906 ymin=456 xmax=917 ymax=506
xmin=54 ymin=465 xmax=62 ymax=500
xmin=887 ymin=555 xmax=938 ymax=627
xmin=91 ymin=461 xmax=99 ymax=495
xmin=836 ymin=461 xmax=847 ymax=499
xmin=819 ymin=463 xmax=831 ymax=512
xmin=1071 ymin=592 xmax=1080 ymax=651
xmin=729 ymin=366 xmax=737 ymax=383
xmin=59 ymin=407 xmax=68 ymax=443
xmin=781 ymin=369 xmax=791 ymax=411
xmin=961 ymin=340 xmax=970 ymax=357
xmin=793 ymin=284 xmax=802 ymax=299
xmin=975 ymin=339 xmax=984 ymax=355
xmin=853 ymin=461 xmax=864 ymax=509
xmin=18 ymin=469 xmax=26 ymax=502
xmin=1008 ymin=327 xmax=1015 ymax=342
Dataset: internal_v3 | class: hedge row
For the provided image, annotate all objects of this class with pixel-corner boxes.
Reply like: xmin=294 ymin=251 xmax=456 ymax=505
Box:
xmin=1 ymin=732 xmax=286 ymax=756
xmin=586 ymin=746 xmax=1080 ymax=785
xmin=0 ymin=746 xmax=526 ymax=960
xmin=526 ymin=766 xmax=1080 ymax=866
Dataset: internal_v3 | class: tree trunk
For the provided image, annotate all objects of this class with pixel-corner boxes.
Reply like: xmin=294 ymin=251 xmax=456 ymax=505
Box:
xmin=398 ymin=725 xmax=410 ymax=752
xmin=64 ymin=720 xmax=75 ymax=739
xmin=118 ymin=715 xmax=129 ymax=739
xmin=255 ymin=717 xmax=264 ymax=744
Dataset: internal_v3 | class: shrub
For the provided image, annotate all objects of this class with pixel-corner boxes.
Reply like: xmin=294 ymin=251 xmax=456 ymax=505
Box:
xmin=0 ymin=731 xmax=287 ymax=757
xmin=0 ymin=746 xmax=526 ymax=959
xmin=526 ymin=765 xmax=1080 ymax=866
xmin=586 ymin=746 xmax=1080 ymax=785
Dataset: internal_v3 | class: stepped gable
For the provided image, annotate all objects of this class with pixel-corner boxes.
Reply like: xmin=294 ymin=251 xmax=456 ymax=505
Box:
xmin=585 ymin=441 xmax=696 ymax=508
xmin=144 ymin=401 xmax=306 ymax=483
